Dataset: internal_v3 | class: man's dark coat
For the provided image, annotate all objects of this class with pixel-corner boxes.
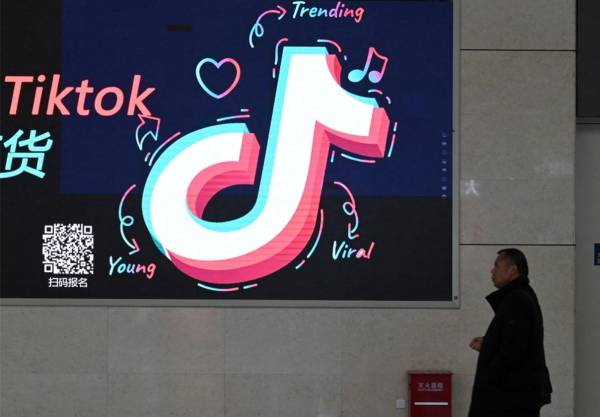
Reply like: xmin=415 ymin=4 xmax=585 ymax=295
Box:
xmin=468 ymin=276 xmax=552 ymax=417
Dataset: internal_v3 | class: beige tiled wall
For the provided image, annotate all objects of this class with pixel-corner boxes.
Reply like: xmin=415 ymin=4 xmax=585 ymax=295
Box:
xmin=461 ymin=0 xmax=575 ymax=50
xmin=457 ymin=1 xmax=576 ymax=415
xmin=0 ymin=1 xmax=576 ymax=416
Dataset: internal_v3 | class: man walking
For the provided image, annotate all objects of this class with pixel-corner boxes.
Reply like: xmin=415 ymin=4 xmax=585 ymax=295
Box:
xmin=468 ymin=248 xmax=552 ymax=417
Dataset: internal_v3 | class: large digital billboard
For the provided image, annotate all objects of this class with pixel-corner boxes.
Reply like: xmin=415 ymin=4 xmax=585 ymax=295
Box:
xmin=1 ymin=0 xmax=457 ymax=306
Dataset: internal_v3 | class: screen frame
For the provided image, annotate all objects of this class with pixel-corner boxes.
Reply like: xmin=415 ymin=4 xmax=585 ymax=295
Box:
xmin=1 ymin=0 xmax=461 ymax=308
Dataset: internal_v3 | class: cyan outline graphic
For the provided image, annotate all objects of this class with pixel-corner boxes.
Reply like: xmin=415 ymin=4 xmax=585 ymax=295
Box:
xmin=135 ymin=115 xmax=160 ymax=150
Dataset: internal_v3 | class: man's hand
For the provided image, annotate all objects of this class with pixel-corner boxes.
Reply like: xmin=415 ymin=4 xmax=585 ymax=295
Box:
xmin=469 ymin=337 xmax=483 ymax=352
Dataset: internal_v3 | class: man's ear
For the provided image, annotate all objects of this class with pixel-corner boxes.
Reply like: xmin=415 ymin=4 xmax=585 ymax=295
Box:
xmin=508 ymin=263 xmax=519 ymax=277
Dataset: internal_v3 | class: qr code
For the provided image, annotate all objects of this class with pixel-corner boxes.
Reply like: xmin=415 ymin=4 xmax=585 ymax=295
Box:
xmin=42 ymin=224 xmax=94 ymax=274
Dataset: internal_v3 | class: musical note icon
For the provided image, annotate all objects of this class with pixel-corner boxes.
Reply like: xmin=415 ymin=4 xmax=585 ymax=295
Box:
xmin=348 ymin=47 xmax=389 ymax=84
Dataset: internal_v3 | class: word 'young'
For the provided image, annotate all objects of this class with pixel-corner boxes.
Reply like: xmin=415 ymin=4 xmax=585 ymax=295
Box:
xmin=108 ymin=255 xmax=156 ymax=279
xmin=4 ymin=74 xmax=155 ymax=116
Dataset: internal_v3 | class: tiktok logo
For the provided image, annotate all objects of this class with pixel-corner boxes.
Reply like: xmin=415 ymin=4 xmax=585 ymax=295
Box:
xmin=142 ymin=47 xmax=389 ymax=284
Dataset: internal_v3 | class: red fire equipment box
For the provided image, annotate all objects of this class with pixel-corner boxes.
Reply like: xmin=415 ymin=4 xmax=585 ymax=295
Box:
xmin=408 ymin=371 xmax=452 ymax=417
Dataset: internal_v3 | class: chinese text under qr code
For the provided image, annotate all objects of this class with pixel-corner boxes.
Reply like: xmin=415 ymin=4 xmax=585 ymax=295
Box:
xmin=42 ymin=224 xmax=94 ymax=274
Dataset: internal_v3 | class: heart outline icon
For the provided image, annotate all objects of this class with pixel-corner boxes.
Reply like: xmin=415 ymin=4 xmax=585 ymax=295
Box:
xmin=195 ymin=57 xmax=241 ymax=100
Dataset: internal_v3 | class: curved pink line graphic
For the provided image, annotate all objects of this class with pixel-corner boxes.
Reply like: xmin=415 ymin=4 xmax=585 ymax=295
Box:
xmin=317 ymin=39 xmax=342 ymax=53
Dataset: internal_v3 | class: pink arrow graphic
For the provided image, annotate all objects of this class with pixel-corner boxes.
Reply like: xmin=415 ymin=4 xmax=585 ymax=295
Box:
xmin=248 ymin=5 xmax=288 ymax=48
